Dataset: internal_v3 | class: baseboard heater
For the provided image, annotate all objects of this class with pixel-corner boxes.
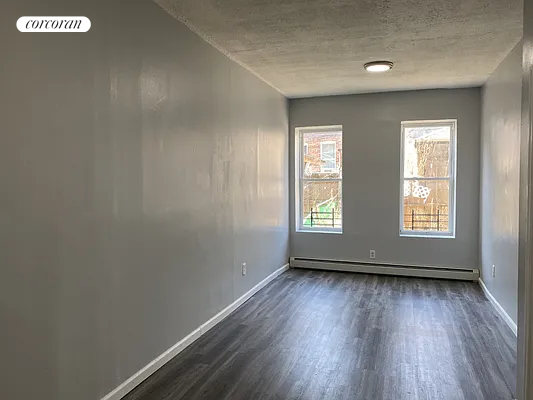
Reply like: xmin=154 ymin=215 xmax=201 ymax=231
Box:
xmin=290 ymin=257 xmax=479 ymax=281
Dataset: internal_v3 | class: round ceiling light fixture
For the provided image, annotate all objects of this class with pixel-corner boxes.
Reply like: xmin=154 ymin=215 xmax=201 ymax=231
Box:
xmin=364 ymin=61 xmax=394 ymax=72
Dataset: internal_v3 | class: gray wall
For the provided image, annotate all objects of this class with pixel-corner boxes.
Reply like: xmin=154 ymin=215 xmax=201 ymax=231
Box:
xmin=518 ymin=0 xmax=533 ymax=396
xmin=290 ymin=89 xmax=480 ymax=268
xmin=0 ymin=1 xmax=288 ymax=400
xmin=480 ymin=41 xmax=522 ymax=324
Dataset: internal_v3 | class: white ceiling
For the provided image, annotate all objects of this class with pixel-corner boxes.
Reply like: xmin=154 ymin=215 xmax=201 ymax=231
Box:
xmin=155 ymin=0 xmax=523 ymax=98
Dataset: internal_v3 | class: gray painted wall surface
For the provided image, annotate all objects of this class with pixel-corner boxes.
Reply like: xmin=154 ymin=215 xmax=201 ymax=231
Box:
xmin=290 ymin=89 xmax=480 ymax=268
xmin=518 ymin=1 xmax=533 ymax=397
xmin=0 ymin=2 xmax=288 ymax=400
xmin=480 ymin=41 xmax=522 ymax=324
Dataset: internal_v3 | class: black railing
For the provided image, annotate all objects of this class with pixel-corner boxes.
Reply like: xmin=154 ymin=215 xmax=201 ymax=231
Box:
xmin=304 ymin=208 xmax=338 ymax=227
xmin=404 ymin=210 xmax=448 ymax=231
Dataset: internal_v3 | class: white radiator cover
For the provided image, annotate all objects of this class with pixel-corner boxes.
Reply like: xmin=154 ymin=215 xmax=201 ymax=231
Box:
xmin=290 ymin=257 xmax=479 ymax=281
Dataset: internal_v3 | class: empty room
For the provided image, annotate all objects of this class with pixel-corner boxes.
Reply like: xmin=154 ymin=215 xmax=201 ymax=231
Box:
xmin=3 ymin=0 xmax=533 ymax=399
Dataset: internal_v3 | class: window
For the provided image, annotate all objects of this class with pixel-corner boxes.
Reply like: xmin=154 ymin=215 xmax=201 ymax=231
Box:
xmin=320 ymin=142 xmax=337 ymax=171
xmin=400 ymin=120 xmax=457 ymax=237
xmin=296 ymin=126 xmax=342 ymax=232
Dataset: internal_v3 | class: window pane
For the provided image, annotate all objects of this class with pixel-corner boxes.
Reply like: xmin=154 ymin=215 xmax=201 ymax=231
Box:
xmin=321 ymin=143 xmax=336 ymax=170
xmin=403 ymin=179 xmax=449 ymax=232
xmin=303 ymin=130 xmax=342 ymax=179
xmin=302 ymin=180 xmax=342 ymax=228
xmin=404 ymin=125 xmax=450 ymax=178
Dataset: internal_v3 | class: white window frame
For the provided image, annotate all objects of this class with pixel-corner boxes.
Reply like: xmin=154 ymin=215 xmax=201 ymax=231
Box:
xmin=320 ymin=141 xmax=337 ymax=172
xmin=399 ymin=119 xmax=457 ymax=238
xmin=295 ymin=125 xmax=343 ymax=234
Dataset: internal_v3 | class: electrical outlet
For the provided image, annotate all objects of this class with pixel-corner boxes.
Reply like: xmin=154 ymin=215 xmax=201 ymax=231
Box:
xmin=370 ymin=250 xmax=376 ymax=259
xmin=242 ymin=263 xmax=247 ymax=276
xmin=492 ymin=264 xmax=496 ymax=278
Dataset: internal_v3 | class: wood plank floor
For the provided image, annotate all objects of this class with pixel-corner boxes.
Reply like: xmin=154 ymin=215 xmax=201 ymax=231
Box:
xmin=124 ymin=269 xmax=517 ymax=400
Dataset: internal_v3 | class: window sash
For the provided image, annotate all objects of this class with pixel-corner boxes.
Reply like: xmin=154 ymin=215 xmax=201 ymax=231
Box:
xmin=401 ymin=177 xmax=455 ymax=235
xmin=399 ymin=120 xmax=457 ymax=237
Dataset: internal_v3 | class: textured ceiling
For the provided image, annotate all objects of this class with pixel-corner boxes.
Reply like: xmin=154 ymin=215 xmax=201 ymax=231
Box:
xmin=155 ymin=0 xmax=523 ymax=98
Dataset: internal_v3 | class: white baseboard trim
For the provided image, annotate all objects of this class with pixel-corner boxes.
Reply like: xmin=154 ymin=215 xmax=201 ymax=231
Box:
xmin=101 ymin=263 xmax=290 ymax=400
xmin=479 ymin=278 xmax=517 ymax=336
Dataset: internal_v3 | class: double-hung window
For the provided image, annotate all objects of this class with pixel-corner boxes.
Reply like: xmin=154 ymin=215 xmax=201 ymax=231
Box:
xmin=296 ymin=126 xmax=343 ymax=232
xmin=400 ymin=120 xmax=457 ymax=237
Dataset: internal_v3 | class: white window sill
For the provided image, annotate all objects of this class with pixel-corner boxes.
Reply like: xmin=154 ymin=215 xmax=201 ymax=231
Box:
xmin=400 ymin=232 xmax=455 ymax=239
xmin=296 ymin=229 xmax=343 ymax=234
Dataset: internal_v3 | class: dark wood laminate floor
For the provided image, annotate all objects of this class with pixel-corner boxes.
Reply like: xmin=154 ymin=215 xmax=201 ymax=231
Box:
xmin=125 ymin=269 xmax=517 ymax=400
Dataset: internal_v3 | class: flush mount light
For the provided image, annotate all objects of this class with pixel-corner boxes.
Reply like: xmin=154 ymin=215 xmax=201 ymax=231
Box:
xmin=364 ymin=61 xmax=394 ymax=72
